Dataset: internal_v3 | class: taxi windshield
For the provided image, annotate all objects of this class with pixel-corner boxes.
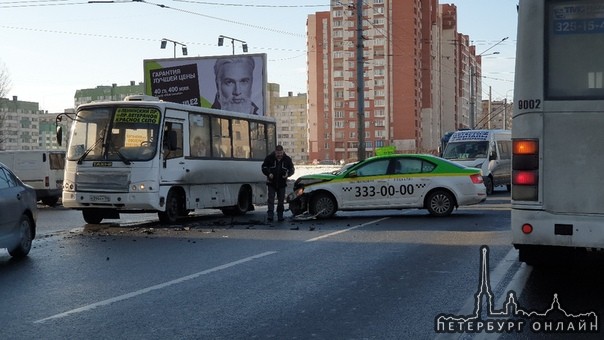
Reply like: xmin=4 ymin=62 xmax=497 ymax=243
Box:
xmin=332 ymin=162 xmax=359 ymax=175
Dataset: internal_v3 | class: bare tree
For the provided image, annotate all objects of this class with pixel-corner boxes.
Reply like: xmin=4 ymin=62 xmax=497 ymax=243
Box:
xmin=0 ymin=60 xmax=10 ymax=98
xmin=0 ymin=61 xmax=10 ymax=148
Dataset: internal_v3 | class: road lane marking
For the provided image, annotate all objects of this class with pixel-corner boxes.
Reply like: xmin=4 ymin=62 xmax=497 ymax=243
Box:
xmin=304 ymin=217 xmax=390 ymax=243
xmin=34 ymin=251 xmax=277 ymax=324
xmin=460 ymin=247 xmax=519 ymax=312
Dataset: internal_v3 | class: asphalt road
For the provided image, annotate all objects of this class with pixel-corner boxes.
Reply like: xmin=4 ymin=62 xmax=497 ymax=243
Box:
xmin=2 ymin=190 xmax=603 ymax=339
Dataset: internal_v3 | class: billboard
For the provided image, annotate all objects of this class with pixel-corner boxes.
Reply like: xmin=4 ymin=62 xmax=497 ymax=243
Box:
xmin=143 ymin=53 xmax=267 ymax=116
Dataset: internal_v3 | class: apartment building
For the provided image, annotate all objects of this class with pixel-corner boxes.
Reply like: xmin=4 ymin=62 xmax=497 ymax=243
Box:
xmin=307 ymin=0 xmax=480 ymax=162
xmin=74 ymin=81 xmax=144 ymax=107
xmin=0 ymin=96 xmax=41 ymax=151
xmin=271 ymin=91 xmax=308 ymax=164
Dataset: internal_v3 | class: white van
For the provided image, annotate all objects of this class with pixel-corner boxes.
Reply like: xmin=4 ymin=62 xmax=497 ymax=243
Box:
xmin=441 ymin=129 xmax=511 ymax=195
xmin=0 ymin=150 xmax=66 ymax=206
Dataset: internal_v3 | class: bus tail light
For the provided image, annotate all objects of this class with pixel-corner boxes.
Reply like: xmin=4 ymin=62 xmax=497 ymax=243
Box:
xmin=512 ymin=139 xmax=539 ymax=201
xmin=521 ymin=223 xmax=533 ymax=234
xmin=513 ymin=140 xmax=538 ymax=155
xmin=513 ymin=170 xmax=538 ymax=185
xmin=45 ymin=176 xmax=50 ymax=188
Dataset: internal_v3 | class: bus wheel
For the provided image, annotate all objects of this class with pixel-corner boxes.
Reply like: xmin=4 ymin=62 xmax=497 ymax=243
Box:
xmin=484 ymin=176 xmax=494 ymax=195
xmin=426 ymin=190 xmax=455 ymax=217
xmin=222 ymin=186 xmax=251 ymax=216
xmin=83 ymin=209 xmax=104 ymax=224
xmin=159 ymin=190 xmax=182 ymax=224
xmin=42 ymin=197 xmax=59 ymax=207
xmin=310 ymin=192 xmax=336 ymax=218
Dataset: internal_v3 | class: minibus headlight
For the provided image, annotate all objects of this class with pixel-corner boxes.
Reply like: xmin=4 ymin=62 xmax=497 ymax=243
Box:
xmin=131 ymin=184 xmax=145 ymax=191
xmin=63 ymin=179 xmax=75 ymax=191
xmin=130 ymin=182 xmax=151 ymax=191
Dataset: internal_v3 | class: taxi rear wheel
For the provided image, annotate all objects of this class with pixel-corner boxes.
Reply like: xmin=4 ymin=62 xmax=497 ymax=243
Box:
xmin=426 ymin=190 xmax=455 ymax=217
xmin=310 ymin=192 xmax=336 ymax=218
xmin=484 ymin=176 xmax=494 ymax=195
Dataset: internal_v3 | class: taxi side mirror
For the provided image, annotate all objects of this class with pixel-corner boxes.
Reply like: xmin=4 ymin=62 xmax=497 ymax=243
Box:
xmin=347 ymin=170 xmax=358 ymax=178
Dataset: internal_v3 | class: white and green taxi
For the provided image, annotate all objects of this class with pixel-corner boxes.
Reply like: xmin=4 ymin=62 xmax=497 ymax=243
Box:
xmin=287 ymin=154 xmax=486 ymax=218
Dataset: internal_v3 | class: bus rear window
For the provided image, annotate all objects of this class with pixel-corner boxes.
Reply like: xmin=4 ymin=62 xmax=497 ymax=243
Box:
xmin=546 ymin=0 xmax=604 ymax=100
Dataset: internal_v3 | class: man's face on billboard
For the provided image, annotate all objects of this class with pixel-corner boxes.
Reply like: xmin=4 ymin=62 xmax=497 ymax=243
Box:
xmin=218 ymin=62 xmax=254 ymax=114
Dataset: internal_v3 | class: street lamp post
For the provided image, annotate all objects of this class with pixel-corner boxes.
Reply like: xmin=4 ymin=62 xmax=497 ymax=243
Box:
xmin=355 ymin=0 xmax=365 ymax=161
xmin=504 ymin=89 xmax=514 ymax=130
xmin=469 ymin=37 xmax=508 ymax=129
xmin=218 ymin=35 xmax=248 ymax=55
xmin=160 ymin=38 xmax=188 ymax=58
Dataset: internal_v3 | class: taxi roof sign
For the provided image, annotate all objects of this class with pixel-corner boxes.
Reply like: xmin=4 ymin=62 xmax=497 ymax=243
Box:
xmin=375 ymin=146 xmax=396 ymax=156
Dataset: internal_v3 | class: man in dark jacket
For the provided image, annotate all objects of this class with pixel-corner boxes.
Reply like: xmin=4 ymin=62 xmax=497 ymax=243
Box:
xmin=261 ymin=145 xmax=295 ymax=222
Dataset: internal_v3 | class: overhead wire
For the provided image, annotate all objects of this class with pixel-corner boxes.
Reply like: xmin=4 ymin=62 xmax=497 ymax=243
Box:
xmin=0 ymin=25 xmax=306 ymax=54
xmin=3 ymin=0 xmax=513 ymax=95
xmin=135 ymin=0 xmax=306 ymax=38
xmin=1 ymin=0 xmax=318 ymax=60
xmin=0 ymin=0 xmax=90 ymax=8
xmin=173 ymin=0 xmax=326 ymax=8
xmin=1 ymin=0 xmax=310 ymax=37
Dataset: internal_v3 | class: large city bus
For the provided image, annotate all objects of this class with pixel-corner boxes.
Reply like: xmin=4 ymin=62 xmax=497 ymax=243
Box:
xmin=57 ymin=95 xmax=276 ymax=224
xmin=511 ymin=0 xmax=604 ymax=264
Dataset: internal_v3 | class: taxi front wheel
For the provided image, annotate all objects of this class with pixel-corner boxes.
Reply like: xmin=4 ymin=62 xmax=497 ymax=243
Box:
xmin=310 ymin=192 xmax=337 ymax=218
xmin=426 ymin=190 xmax=455 ymax=217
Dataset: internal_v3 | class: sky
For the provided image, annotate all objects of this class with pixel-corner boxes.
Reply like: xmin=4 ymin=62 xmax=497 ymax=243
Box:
xmin=0 ymin=0 xmax=518 ymax=113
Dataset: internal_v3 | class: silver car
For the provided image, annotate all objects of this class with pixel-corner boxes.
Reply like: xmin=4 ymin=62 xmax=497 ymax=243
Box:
xmin=0 ymin=162 xmax=37 ymax=258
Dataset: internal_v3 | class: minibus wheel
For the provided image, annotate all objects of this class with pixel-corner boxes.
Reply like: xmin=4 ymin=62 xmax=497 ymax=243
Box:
xmin=159 ymin=189 xmax=183 ymax=224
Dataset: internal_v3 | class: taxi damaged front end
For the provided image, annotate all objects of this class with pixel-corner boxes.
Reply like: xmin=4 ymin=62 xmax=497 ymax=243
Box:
xmin=287 ymin=174 xmax=336 ymax=216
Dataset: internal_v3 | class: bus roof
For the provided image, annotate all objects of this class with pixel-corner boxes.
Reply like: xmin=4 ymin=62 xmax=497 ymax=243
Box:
xmin=76 ymin=98 xmax=276 ymax=123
